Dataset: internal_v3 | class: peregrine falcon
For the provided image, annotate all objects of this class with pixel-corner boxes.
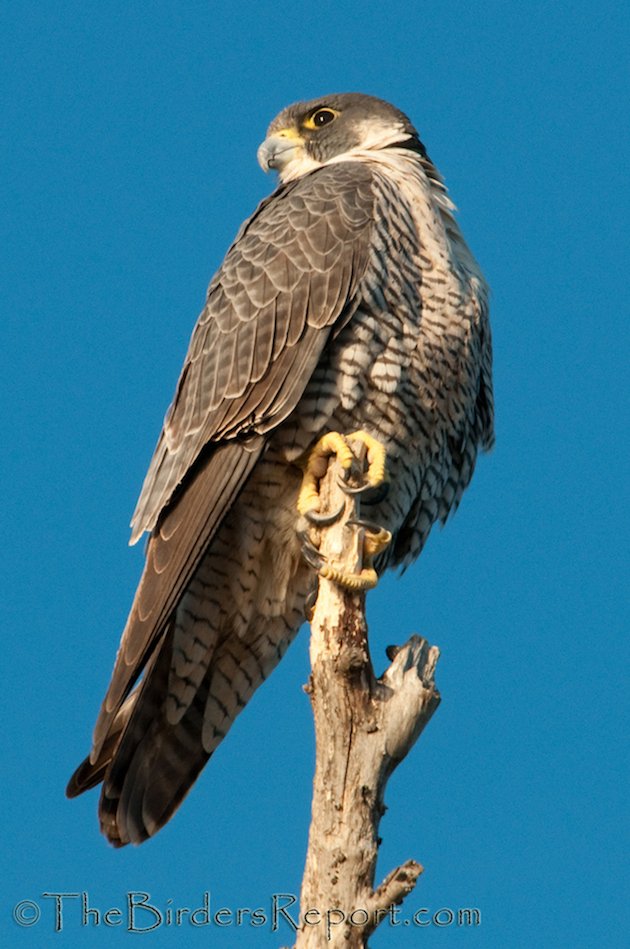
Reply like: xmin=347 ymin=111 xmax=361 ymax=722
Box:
xmin=67 ymin=93 xmax=494 ymax=846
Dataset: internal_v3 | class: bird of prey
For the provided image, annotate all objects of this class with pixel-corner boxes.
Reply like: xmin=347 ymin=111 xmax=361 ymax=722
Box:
xmin=67 ymin=93 xmax=494 ymax=846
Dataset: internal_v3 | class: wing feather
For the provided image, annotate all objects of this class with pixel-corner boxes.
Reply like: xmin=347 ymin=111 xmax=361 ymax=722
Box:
xmin=89 ymin=161 xmax=375 ymax=759
xmin=91 ymin=440 xmax=263 ymax=755
xmin=130 ymin=162 xmax=375 ymax=543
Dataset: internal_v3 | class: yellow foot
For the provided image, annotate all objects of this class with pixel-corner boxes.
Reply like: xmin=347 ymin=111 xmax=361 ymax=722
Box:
xmin=361 ymin=524 xmax=393 ymax=559
xmin=296 ymin=429 xmax=392 ymax=593
xmin=321 ymin=521 xmax=392 ymax=590
xmin=320 ymin=563 xmax=379 ymax=591
xmin=346 ymin=429 xmax=388 ymax=490
xmin=297 ymin=429 xmax=389 ymax=517
xmin=297 ymin=432 xmax=354 ymax=516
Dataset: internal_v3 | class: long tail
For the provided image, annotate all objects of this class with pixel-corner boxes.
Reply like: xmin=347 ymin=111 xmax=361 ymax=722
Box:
xmin=67 ymin=610 xmax=301 ymax=846
xmin=67 ymin=453 xmax=310 ymax=845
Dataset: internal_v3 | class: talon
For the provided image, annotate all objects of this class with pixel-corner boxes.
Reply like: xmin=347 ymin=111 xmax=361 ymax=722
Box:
xmin=347 ymin=518 xmax=393 ymax=557
xmin=363 ymin=527 xmax=392 ymax=559
xmin=347 ymin=517 xmax=386 ymax=532
xmin=339 ymin=477 xmax=390 ymax=502
xmin=302 ymin=546 xmax=323 ymax=571
xmin=359 ymin=481 xmax=390 ymax=506
xmin=297 ymin=530 xmax=323 ymax=571
xmin=347 ymin=429 xmax=388 ymax=489
xmin=304 ymin=501 xmax=345 ymax=526
xmin=338 ymin=477 xmax=373 ymax=496
xmin=304 ymin=586 xmax=319 ymax=620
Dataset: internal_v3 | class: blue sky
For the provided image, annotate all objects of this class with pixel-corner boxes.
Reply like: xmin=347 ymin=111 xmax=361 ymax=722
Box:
xmin=2 ymin=1 xmax=628 ymax=946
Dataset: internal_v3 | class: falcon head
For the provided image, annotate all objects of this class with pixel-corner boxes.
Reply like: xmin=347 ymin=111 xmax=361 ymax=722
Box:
xmin=258 ymin=93 xmax=426 ymax=183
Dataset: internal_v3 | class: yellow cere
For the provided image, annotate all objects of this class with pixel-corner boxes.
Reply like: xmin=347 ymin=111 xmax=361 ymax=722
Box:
xmin=273 ymin=127 xmax=305 ymax=141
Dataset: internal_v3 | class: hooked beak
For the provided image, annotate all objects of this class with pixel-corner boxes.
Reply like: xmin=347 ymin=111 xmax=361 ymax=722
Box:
xmin=257 ymin=129 xmax=305 ymax=173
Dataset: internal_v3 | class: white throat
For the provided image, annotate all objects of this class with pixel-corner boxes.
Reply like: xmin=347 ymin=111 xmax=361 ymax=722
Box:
xmin=277 ymin=122 xmax=413 ymax=184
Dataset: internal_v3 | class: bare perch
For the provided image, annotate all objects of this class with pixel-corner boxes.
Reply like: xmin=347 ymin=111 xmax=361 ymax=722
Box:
xmin=294 ymin=440 xmax=441 ymax=949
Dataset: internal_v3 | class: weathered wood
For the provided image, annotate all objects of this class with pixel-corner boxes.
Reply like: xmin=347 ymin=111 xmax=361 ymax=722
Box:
xmin=294 ymin=441 xmax=441 ymax=948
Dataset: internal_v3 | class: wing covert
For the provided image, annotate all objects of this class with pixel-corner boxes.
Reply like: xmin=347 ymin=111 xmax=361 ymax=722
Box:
xmin=131 ymin=162 xmax=375 ymax=542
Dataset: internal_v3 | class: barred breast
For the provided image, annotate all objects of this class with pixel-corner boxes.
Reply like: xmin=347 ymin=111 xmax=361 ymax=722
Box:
xmin=273 ymin=148 xmax=493 ymax=568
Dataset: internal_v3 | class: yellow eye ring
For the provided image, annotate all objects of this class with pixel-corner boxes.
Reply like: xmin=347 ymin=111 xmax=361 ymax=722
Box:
xmin=303 ymin=108 xmax=339 ymax=130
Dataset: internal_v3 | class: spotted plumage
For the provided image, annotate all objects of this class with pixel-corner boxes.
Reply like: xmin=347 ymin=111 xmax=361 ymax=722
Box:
xmin=67 ymin=93 xmax=494 ymax=846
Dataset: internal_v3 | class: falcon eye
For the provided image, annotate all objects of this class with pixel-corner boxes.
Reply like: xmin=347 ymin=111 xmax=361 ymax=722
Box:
xmin=303 ymin=108 xmax=339 ymax=130
xmin=313 ymin=109 xmax=336 ymax=126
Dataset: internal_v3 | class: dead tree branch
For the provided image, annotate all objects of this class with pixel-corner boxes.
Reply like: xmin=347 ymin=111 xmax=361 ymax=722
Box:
xmin=293 ymin=439 xmax=441 ymax=948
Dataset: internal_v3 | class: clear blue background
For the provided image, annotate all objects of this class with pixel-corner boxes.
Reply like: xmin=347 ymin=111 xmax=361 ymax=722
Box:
xmin=2 ymin=2 xmax=628 ymax=946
